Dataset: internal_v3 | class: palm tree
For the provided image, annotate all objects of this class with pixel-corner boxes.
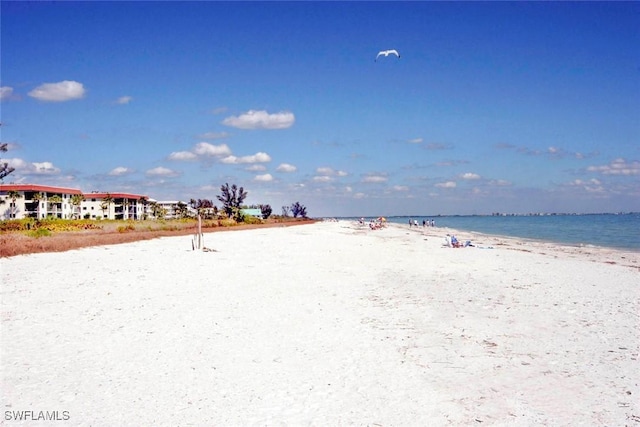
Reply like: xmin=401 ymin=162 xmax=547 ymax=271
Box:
xmin=70 ymin=194 xmax=85 ymax=219
xmin=7 ymin=190 xmax=21 ymax=218
xmin=139 ymin=197 xmax=148 ymax=220
xmin=0 ymin=142 xmax=16 ymax=182
xmin=48 ymin=194 xmax=63 ymax=218
xmin=32 ymin=192 xmax=45 ymax=219
xmin=100 ymin=193 xmax=113 ymax=219
xmin=148 ymin=201 xmax=164 ymax=219
xmin=121 ymin=199 xmax=130 ymax=220
xmin=176 ymin=201 xmax=189 ymax=219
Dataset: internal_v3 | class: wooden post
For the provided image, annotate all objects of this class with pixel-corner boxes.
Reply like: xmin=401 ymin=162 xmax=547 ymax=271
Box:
xmin=193 ymin=214 xmax=203 ymax=250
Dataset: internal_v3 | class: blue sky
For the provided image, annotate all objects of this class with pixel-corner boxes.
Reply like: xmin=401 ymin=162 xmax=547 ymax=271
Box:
xmin=1 ymin=1 xmax=639 ymax=217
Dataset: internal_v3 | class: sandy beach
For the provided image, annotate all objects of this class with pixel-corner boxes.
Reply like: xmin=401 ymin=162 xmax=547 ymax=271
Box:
xmin=1 ymin=220 xmax=638 ymax=425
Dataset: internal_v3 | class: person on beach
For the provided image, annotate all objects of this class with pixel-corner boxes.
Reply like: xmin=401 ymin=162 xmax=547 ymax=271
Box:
xmin=450 ymin=235 xmax=473 ymax=248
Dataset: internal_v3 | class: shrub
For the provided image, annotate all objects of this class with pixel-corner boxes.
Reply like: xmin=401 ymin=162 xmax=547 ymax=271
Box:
xmin=0 ymin=220 xmax=26 ymax=232
xmin=243 ymin=215 xmax=262 ymax=225
xmin=27 ymin=228 xmax=51 ymax=238
xmin=218 ymin=218 xmax=236 ymax=227
xmin=117 ymin=223 xmax=136 ymax=233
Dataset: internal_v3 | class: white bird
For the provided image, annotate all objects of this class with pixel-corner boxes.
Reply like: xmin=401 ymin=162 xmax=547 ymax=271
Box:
xmin=375 ymin=49 xmax=400 ymax=61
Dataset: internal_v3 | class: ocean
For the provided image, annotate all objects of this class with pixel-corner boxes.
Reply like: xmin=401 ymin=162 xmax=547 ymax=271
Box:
xmin=349 ymin=213 xmax=640 ymax=251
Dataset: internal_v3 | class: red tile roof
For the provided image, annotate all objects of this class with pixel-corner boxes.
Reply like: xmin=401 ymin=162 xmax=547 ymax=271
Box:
xmin=84 ymin=192 xmax=147 ymax=200
xmin=0 ymin=184 xmax=83 ymax=194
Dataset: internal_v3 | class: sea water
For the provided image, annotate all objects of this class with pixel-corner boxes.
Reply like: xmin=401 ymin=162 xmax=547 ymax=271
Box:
xmin=352 ymin=214 xmax=640 ymax=251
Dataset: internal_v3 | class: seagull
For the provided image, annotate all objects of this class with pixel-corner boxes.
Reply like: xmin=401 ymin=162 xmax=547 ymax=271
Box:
xmin=375 ymin=49 xmax=400 ymax=61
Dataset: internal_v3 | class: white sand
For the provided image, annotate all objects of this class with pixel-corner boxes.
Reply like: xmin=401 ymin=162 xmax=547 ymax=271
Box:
xmin=1 ymin=221 xmax=638 ymax=425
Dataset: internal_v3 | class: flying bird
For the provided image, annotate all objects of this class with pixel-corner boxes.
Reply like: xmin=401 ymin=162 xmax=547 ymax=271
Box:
xmin=375 ymin=49 xmax=400 ymax=61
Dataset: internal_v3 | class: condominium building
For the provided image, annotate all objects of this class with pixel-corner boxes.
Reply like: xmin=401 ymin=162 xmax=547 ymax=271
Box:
xmin=82 ymin=192 xmax=148 ymax=220
xmin=146 ymin=199 xmax=196 ymax=220
xmin=0 ymin=184 xmax=148 ymax=220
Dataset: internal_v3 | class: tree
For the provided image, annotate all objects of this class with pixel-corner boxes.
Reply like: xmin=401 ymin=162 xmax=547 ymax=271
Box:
xmin=148 ymin=201 xmax=165 ymax=219
xmin=176 ymin=201 xmax=189 ymax=219
xmin=282 ymin=205 xmax=290 ymax=217
xmin=32 ymin=192 xmax=44 ymax=219
xmin=70 ymin=194 xmax=85 ymax=219
xmin=100 ymin=193 xmax=113 ymax=219
xmin=290 ymin=202 xmax=308 ymax=218
xmin=216 ymin=183 xmax=247 ymax=221
xmin=48 ymin=194 xmax=63 ymax=218
xmin=260 ymin=204 xmax=272 ymax=219
xmin=0 ymin=142 xmax=15 ymax=182
xmin=7 ymin=190 xmax=22 ymax=218
xmin=190 ymin=198 xmax=215 ymax=219
xmin=122 ymin=199 xmax=130 ymax=220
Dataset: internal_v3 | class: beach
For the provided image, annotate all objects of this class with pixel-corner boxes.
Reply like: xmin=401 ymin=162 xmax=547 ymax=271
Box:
xmin=1 ymin=220 xmax=638 ymax=425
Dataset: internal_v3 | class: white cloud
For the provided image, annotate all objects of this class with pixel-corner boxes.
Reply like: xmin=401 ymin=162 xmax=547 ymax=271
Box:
xmin=316 ymin=167 xmax=334 ymax=175
xmin=316 ymin=167 xmax=347 ymax=177
xmin=362 ymin=174 xmax=388 ymax=183
xmin=568 ymin=178 xmax=604 ymax=193
xmin=168 ymin=151 xmax=197 ymax=161
xmin=408 ymin=137 xmax=423 ymax=144
xmin=489 ymin=179 xmax=511 ymax=186
xmin=461 ymin=172 xmax=481 ymax=180
xmin=108 ymin=166 xmax=133 ymax=176
xmin=115 ymin=96 xmax=133 ymax=105
xmin=246 ymin=164 xmax=267 ymax=172
xmin=435 ymin=181 xmax=457 ymax=188
xmin=197 ymin=131 xmax=229 ymax=140
xmin=393 ymin=185 xmax=409 ymax=191
xmin=3 ymin=158 xmax=60 ymax=175
xmin=222 ymin=110 xmax=295 ymax=130
xmin=28 ymin=80 xmax=85 ymax=102
xmin=5 ymin=158 xmax=28 ymax=169
xmin=6 ymin=158 xmax=60 ymax=175
xmin=587 ymin=158 xmax=640 ymax=176
xmin=146 ymin=166 xmax=179 ymax=177
xmin=254 ymin=173 xmax=273 ymax=182
xmin=221 ymin=152 xmax=271 ymax=164
xmin=193 ymin=142 xmax=232 ymax=157
xmin=276 ymin=163 xmax=297 ymax=173
xmin=313 ymin=175 xmax=332 ymax=182
xmin=0 ymin=86 xmax=14 ymax=100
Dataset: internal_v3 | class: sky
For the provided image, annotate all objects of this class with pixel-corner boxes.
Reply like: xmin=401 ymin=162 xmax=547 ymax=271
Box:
xmin=1 ymin=1 xmax=639 ymax=217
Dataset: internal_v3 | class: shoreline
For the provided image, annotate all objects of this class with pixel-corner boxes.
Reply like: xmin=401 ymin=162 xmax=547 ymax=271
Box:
xmin=391 ymin=221 xmax=640 ymax=271
xmin=2 ymin=219 xmax=638 ymax=424
xmin=357 ymin=214 xmax=640 ymax=252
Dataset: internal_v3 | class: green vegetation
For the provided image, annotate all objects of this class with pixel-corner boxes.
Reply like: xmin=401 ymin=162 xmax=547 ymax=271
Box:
xmin=27 ymin=228 xmax=51 ymax=238
xmin=217 ymin=183 xmax=247 ymax=221
xmin=0 ymin=142 xmax=16 ymax=181
xmin=117 ymin=222 xmax=136 ymax=233
xmin=0 ymin=218 xmax=103 ymax=233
